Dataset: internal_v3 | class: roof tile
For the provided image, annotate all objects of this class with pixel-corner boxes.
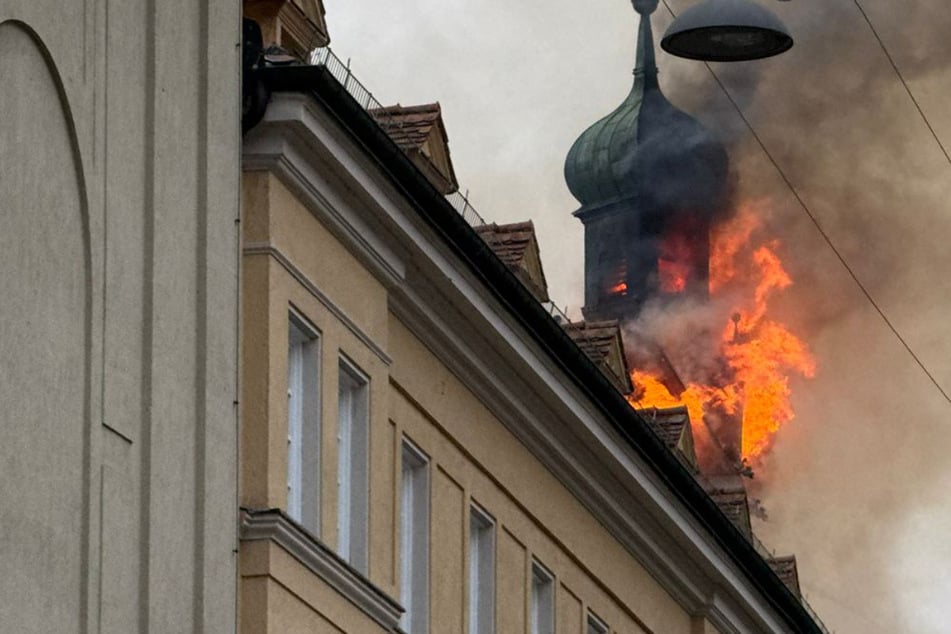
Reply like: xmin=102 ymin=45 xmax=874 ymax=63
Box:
xmin=769 ymin=555 xmax=802 ymax=597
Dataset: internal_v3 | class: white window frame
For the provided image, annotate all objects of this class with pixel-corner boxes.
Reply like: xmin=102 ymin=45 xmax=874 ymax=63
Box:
xmin=530 ymin=559 xmax=555 ymax=634
xmin=587 ymin=611 xmax=609 ymax=634
xmin=468 ymin=503 xmax=496 ymax=634
xmin=287 ymin=311 xmax=321 ymax=534
xmin=337 ymin=356 xmax=370 ymax=573
xmin=400 ymin=439 xmax=430 ymax=633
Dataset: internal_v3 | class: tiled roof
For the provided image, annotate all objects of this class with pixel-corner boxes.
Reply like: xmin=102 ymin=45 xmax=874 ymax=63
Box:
xmin=565 ymin=320 xmax=632 ymax=393
xmin=371 ymin=103 xmax=443 ymax=152
xmin=637 ymin=405 xmax=698 ymax=472
xmin=475 ymin=221 xmax=550 ymax=303
xmin=769 ymin=555 xmax=801 ymax=597
xmin=640 ymin=405 xmax=689 ymax=450
xmin=566 ymin=320 xmax=619 ymax=361
xmin=475 ymin=221 xmax=536 ymax=270
xmin=370 ymin=103 xmax=459 ymax=194
xmin=701 ymin=475 xmax=752 ymax=539
xmin=710 ymin=490 xmax=751 ymax=536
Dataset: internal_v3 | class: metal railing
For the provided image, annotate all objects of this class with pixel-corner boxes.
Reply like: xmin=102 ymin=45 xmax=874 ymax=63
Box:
xmin=307 ymin=47 xmax=611 ymax=359
xmin=446 ymin=189 xmax=487 ymax=226
xmin=309 ymin=47 xmax=487 ymax=226
xmin=752 ymin=532 xmax=833 ymax=633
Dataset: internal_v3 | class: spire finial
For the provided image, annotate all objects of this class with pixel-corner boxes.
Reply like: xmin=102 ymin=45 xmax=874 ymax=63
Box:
xmin=632 ymin=0 xmax=659 ymax=86
xmin=632 ymin=0 xmax=658 ymax=15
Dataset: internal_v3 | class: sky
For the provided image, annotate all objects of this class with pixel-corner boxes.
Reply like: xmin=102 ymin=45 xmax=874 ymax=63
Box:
xmin=323 ymin=1 xmax=951 ymax=631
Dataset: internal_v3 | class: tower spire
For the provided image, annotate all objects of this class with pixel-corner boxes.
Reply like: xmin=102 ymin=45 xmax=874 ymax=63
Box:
xmin=564 ymin=0 xmax=729 ymax=320
xmin=633 ymin=0 xmax=659 ymax=89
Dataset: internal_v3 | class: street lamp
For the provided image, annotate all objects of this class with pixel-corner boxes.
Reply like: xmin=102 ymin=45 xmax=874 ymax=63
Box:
xmin=660 ymin=0 xmax=793 ymax=62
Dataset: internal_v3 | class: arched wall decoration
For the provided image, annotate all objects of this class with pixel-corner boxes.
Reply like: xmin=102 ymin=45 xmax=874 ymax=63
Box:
xmin=0 ymin=18 xmax=93 ymax=634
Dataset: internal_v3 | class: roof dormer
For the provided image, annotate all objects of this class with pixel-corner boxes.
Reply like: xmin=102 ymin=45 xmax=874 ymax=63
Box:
xmin=475 ymin=221 xmax=550 ymax=303
xmin=371 ymin=103 xmax=460 ymax=195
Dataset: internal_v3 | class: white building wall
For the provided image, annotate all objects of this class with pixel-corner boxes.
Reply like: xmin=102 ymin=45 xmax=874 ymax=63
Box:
xmin=0 ymin=2 xmax=240 ymax=632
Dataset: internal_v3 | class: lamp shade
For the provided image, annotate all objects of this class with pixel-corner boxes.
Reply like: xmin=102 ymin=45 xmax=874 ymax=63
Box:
xmin=660 ymin=0 xmax=793 ymax=62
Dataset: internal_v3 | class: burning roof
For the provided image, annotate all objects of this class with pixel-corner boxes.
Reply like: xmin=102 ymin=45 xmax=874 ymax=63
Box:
xmin=636 ymin=405 xmax=699 ymax=472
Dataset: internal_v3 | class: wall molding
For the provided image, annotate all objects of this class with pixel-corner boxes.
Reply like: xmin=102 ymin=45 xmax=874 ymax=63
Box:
xmin=240 ymin=508 xmax=403 ymax=631
xmin=243 ymin=241 xmax=393 ymax=366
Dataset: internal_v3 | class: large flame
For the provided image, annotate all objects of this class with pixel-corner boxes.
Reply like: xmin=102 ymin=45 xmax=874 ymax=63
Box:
xmin=629 ymin=200 xmax=816 ymax=464
xmin=658 ymin=232 xmax=693 ymax=293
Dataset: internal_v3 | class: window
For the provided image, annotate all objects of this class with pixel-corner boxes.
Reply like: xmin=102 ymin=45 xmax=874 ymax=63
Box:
xmin=468 ymin=505 xmax=495 ymax=634
xmin=337 ymin=357 xmax=369 ymax=572
xmin=530 ymin=560 xmax=554 ymax=634
xmin=287 ymin=313 xmax=320 ymax=534
xmin=400 ymin=440 xmax=430 ymax=633
xmin=587 ymin=612 xmax=608 ymax=634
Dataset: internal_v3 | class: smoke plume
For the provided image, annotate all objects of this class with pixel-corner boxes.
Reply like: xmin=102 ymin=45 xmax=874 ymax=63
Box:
xmin=657 ymin=1 xmax=951 ymax=632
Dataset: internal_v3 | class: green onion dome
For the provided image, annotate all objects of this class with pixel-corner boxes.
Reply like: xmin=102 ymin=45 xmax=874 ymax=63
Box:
xmin=565 ymin=0 xmax=728 ymax=213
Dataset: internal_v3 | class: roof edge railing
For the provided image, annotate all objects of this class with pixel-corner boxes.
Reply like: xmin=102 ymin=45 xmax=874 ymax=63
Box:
xmin=309 ymin=47 xmax=486 ymax=226
xmin=308 ymin=46 xmax=614 ymax=364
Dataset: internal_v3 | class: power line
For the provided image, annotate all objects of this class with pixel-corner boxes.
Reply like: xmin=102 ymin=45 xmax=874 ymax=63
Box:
xmin=851 ymin=0 xmax=951 ymax=168
xmin=658 ymin=0 xmax=951 ymax=407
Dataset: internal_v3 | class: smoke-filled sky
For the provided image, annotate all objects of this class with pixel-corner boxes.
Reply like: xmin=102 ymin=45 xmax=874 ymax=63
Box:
xmin=325 ymin=1 xmax=951 ymax=631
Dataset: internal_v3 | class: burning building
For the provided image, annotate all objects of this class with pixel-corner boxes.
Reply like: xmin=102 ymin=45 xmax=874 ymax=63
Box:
xmin=557 ymin=2 xmax=818 ymax=613
xmin=565 ymin=0 xmax=815 ymax=474
xmin=565 ymin=0 xmax=739 ymax=466
xmin=565 ymin=0 xmax=729 ymax=323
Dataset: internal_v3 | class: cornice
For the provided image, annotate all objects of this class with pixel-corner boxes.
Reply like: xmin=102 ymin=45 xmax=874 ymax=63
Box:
xmin=240 ymin=508 xmax=403 ymax=631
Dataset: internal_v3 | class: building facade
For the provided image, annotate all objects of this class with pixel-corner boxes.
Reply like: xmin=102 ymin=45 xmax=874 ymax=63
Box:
xmin=0 ymin=1 xmax=825 ymax=632
xmin=0 ymin=2 xmax=240 ymax=632
xmin=236 ymin=10 xmax=825 ymax=629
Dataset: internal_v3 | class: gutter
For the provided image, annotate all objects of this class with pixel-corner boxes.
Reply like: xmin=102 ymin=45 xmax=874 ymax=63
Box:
xmin=254 ymin=63 xmax=824 ymax=634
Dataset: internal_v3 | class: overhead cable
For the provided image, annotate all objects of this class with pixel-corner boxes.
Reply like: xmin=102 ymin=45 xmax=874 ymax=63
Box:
xmin=658 ymin=0 xmax=951 ymax=407
xmin=851 ymin=0 xmax=951 ymax=168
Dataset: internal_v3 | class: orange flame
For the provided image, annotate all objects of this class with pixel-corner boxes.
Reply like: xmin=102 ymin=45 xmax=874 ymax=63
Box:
xmin=630 ymin=200 xmax=815 ymax=464
xmin=658 ymin=231 xmax=695 ymax=294
xmin=610 ymin=282 xmax=629 ymax=295
xmin=628 ymin=371 xmax=684 ymax=410
xmin=658 ymin=259 xmax=689 ymax=293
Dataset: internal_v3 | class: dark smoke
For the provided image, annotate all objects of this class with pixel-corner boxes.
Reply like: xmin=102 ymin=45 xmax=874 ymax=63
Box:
xmin=651 ymin=1 xmax=951 ymax=632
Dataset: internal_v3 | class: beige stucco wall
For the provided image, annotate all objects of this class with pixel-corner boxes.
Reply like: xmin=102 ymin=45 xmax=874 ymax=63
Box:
xmin=387 ymin=318 xmax=688 ymax=634
xmin=239 ymin=171 xmax=715 ymax=633
xmin=0 ymin=2 xmax=240 ymax=632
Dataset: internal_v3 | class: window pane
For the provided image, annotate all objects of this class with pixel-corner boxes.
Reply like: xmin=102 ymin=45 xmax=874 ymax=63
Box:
xmin=337 ymin=358 xmax=369 ymax=572
xmin=587 ymin=613 xmax=608 ymax=634
xmin=531 ymin=560 xmax=554 ymax=634
xmin=400 ymin=441 xmax=429 ymax=633
xmin=287 ymin=314 xmax=320 ymax=534
xmin=468 ymin=506 xmax=495 ymax=634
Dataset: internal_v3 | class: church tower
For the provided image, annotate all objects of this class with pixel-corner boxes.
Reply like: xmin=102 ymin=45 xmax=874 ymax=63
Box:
xmin=565 ymin=0 xmax=729 ymax=322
